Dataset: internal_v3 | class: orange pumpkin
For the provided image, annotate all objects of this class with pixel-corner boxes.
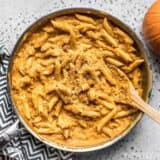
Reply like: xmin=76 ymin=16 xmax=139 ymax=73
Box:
xmin=143 ymin=0 xmax=160 ymax=55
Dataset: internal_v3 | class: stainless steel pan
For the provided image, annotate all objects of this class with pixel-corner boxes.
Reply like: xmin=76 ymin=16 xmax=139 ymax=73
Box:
xmin=0 ymin=8 xmax=152 ymax=152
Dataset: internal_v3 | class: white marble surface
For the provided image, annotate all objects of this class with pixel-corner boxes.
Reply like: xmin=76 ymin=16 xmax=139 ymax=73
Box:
xmin=1 ymin=0 xmax=160 ymax=159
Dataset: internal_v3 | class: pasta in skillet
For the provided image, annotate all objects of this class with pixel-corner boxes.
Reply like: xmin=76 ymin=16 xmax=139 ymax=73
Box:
xmin=10 ymin=13 xmax=144 ymax=147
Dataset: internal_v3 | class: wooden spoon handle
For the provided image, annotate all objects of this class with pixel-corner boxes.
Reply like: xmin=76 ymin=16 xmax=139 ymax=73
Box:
xmin=131 ymin=89 xmax=160 ymax=124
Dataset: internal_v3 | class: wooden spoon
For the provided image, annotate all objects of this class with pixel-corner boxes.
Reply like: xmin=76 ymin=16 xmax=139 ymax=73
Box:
xmin=108 ymin=65 xmax=160 ymax=124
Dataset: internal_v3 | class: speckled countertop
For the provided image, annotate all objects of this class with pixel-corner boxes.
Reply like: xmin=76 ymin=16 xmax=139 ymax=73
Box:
xmin=1 ymin=0 xmax=160 ymax=159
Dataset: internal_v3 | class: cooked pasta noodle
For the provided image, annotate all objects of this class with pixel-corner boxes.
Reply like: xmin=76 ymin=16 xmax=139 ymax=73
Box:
xmin=10 ymin=13 xmax=144 ymax=147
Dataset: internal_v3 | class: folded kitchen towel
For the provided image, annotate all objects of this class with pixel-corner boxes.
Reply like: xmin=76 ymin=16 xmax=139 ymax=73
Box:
xmin=0 ymin=41 xmax=73 ymax=160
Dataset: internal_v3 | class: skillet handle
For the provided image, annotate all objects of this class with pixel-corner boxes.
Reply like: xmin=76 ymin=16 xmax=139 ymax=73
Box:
xmin=0 ymin=120 xmax=21 ymax=150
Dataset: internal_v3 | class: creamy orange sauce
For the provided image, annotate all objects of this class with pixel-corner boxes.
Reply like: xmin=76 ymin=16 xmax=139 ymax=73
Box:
xmin=10 ymin=13 xmax=144 ymax=147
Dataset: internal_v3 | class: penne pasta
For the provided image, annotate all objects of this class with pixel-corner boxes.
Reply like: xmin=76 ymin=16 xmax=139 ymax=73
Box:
xmin=88 ymin=89 xmax=96 ymax=100
xmin=64 ymin=104 xmax=101 ymax=118
xmin=86 ymin=31 xmax=100 ymax=40
xmin=51 ymin=20 xmax=76 ymax=42
xmin=113 ymin=27 xmax=134 ymax=44
xmin=41 ymin=42 xmax=52 ymax=52
xmin=132 ymin=68 xmax=142 ymax=90
xmin=76 ymin=23 xmax=96 ymax=32
xmin=36 ymin=127 xmax=61 ymax=134
xmin=42 ymin=24 xmax=55 ymax=33
xmin=96 ymin=91 xmax=114 ymax=103
xmin=49 ymin=96 xmax=59 ymax=112
xmin=78 ymin=120 xmax=88 ymax=128
xmin=54 ymin=100 xmax=63 ymax=116
xmin=101 ymin=29 xmax=118 ymax=47
xmin=102 ymin=127 xmax=114 ymax=137
xmin=99 ymin=64 xmax=116 ymax=85
xmin=48 ymin=35 xmax=70 ymax=45
xmin=114 ymin=48 xmax=132 ymax=63
xmin=105 ymin=57 xmax=124 ymax=67
xmin=54 ymin=60 xmax=61 ymax=80
xmin=29 ymin=32 xmax=48 ymax=49
xmin=122 ymin=59 xmax=144 ymax=73
xmin=33 ymin=116 xmax=42 ymax=123
xmin=101 ymin=50 xmax=116 ymax=58
xmin=63 ymin=129 xmax=70 ymax=139
xmin=42 ymin=64 xmax=54 ymax=75
xmin=97 ymin=99 xmax=116 ymax=110
xmin=103 ymin=18 xmax=114 ymax=36
xmin=108 ymin=121 xmax=119 ymax=129
xmin=114 ymin=109 xmax=138 ymax=118
xmin=24 ymin=103 xmax=31 ymax=119
xmin=75 ymin=14 xmax=96 ymax=25
xmin=51 ymin=20 xmax=70 ymax=32
xmin=12 ymin=13 xmax=144 ymax=147
xmin=96 ymin=108 xmax=117 ymax=132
